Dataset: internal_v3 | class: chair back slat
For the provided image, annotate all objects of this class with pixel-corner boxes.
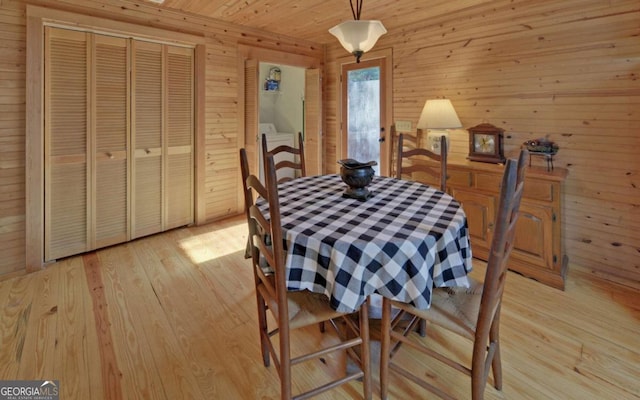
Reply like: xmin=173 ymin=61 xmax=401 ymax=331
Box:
xmin=246 ymin=174 xmax=268 ymax=201
xmin=395 ymin=129 xmax=448 ymax=192
xmin=262 ymin=132 xmax=306 ymax=183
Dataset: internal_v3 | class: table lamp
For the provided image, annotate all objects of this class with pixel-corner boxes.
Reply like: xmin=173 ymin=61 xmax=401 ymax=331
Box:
xmin=416 ymin=99 xmax=462 ymax=155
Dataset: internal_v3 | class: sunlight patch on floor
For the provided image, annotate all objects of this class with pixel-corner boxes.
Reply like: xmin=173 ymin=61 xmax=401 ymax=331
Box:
xmin=178 ymin=219 xmax=247 ymax=264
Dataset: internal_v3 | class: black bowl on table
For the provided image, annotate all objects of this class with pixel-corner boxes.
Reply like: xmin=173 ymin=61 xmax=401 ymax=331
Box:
xmin=338 ymin=159 xmax=377 ymax=201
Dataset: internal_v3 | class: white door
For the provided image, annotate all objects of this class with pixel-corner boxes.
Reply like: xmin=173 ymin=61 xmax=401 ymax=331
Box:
xmin=341 ymin=57 xmax=388 ymax=175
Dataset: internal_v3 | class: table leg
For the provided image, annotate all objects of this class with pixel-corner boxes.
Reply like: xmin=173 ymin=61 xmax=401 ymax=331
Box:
xmin=345 ymin=294 xmax=419 ymax=376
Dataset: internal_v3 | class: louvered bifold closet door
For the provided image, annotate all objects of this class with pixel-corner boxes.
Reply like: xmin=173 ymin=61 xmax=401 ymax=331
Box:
xmin=45 ymin=28 xmax=90 ymax=261
xmin=132 ymin=41 xmax=163 ymax=238
xmin=45 ymin=31 xmax=194 ymax=261
xmin=94 ymin=35 xmax=130 ymax=248
xmin=165 ymin=46 xmax=194 ymax=230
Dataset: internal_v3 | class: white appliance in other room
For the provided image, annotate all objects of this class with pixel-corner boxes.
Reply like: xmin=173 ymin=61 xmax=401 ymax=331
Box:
xmin=258 ymin=123 xmax=296 ymax=182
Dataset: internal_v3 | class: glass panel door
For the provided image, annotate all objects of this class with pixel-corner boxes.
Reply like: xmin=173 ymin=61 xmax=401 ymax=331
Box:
xmin=342 ymin=58 xmax=387 ymax=175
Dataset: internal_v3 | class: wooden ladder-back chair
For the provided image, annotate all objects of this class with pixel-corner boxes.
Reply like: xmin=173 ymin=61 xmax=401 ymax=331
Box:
xmin=262 ymin=132 xmax=306 ymax=183
xmin=396 ymin=131 xmax=448 ymax=192
xmin=380 ymin=149 xmax=528 ymax=400
xmin=240 ymin=149 xmax=372 ymax=400
xmin=394 ymin=128 xmax=449 ymax=336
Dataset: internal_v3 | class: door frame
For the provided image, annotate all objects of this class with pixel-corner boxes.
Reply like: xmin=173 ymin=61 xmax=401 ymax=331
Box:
xmin=237 ymin=44 xmax=323 ymax=211
xmin=336 ymin=48 xmax=393 ymax=176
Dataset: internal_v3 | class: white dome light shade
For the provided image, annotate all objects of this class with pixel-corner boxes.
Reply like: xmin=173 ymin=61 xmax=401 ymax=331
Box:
xmin=329 ymin=20 xmax=387 ymax=61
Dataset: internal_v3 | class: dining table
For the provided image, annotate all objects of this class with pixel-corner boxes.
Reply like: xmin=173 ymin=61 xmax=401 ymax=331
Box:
xmin=266 ymin=173 xmax=473 ymax=314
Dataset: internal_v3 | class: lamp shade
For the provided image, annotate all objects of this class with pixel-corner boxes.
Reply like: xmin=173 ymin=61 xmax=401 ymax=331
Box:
xmin=329 ymin=20 xmax=387 ymax=55
xmin=416 ymin=99 xmax=462 ymax=129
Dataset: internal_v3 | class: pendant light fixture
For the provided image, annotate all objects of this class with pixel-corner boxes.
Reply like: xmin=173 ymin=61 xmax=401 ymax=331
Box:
xmin=329 ymin=0 xmax=387 ymax=63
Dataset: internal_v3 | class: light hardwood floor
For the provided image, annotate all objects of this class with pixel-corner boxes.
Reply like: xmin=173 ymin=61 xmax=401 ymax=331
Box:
xmin=1 ymin=215 xmax=638 ymax=399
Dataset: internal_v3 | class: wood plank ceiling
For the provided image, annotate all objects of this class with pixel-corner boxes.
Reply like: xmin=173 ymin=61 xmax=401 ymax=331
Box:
xmin=142 ymin=0 xmax=494 ymax=44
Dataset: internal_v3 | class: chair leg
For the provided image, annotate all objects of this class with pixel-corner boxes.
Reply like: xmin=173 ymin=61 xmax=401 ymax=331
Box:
xmin=279 ymin=329 xmax=292 ymax=400
xmin=472 ymin=339 xmax=501 ymax=400
xmin=379 ymin=298 xmax=392 ymax=400
xmin=492 ymin=339 xmax=503 ymax=390
xmin=417 ymin=318 xmax=427 ymax=336
xmin=256 ymin=296 xmax=270 ymax=367
xmin=490 ymin=311 xmax=503 ymax=390
xmin=359 ymin=298 xmax=372 ymax=400
xmin=471 ymin=363 xmax=485 ymax=400
xmin=244 ymin=236 xmax=252 ymax=259
xmin=280 ymin=375 xmax=291 ymax=400
xmin=471 ymin=337 xmax=488 ymax=400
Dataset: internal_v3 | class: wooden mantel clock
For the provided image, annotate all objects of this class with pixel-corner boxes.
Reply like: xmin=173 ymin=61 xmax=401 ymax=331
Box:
xmin=468 ymin=123 xmax=506 ymax=164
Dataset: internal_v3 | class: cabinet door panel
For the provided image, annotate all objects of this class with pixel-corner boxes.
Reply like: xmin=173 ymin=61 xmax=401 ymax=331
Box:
xmin=513 ymin=203 xmax=554 ymax=269
xmin=134 ymin=156 xmax=163 ymax=237
xmin=48 ymin=163 xmax=88 ymax=260
xmin=452 ymin=188 xmax=495 ymax=255
xmin=94 ymin=35 xmax=130 ymax=247
xmin=166 ymin=152 xmax=192 ymax=228
xmin=165 ymin=47 xmax=194 ymax=230
xmin=132 ymin=41 xmax=163 ymax=238
xmin=45 ymin=28 xmax=89 ymax=261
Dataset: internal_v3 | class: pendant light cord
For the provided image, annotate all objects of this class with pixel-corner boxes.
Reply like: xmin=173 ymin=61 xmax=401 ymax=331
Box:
xmin=350 ymin=0 xmax=363 ymax=20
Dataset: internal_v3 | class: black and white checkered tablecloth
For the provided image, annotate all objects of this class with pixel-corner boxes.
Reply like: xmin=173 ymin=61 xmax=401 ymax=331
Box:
xmin=272 ymin=174 xmax=472 ymax=313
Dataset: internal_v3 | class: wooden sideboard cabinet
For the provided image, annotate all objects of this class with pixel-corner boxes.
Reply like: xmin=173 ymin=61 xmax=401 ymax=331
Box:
xmin=408 ymin=156 xmax=568 ymax=290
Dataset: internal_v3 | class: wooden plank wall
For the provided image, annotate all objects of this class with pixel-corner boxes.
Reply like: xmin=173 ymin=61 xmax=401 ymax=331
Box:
xmin=0 ymin=1 xmax=26 ymax=279
xmin=0 ymin=0 xmax=322 ymax=277
xmin=323 ymin=0 xmax=640 ymax=288
xmin=1 ymin=0 xmax=638 ymax=289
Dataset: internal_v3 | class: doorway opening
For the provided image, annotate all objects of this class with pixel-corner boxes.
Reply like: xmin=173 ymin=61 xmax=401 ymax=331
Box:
xmin=239 ymin=44 xmax=322 ymax=203
xmin=258 ymin=63 xmax=305 ymax=181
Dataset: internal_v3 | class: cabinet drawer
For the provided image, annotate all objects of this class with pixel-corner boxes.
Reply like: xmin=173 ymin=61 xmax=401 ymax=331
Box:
xmin=523 ymin=180 xmax=554 ymax=202
xmin=447 ymin=170 xmax=472 ymax=187
xmin=475 ymin=173 xmax=502 ymax=192
xmin=473 ymin=172 xmax=555 ymax=203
